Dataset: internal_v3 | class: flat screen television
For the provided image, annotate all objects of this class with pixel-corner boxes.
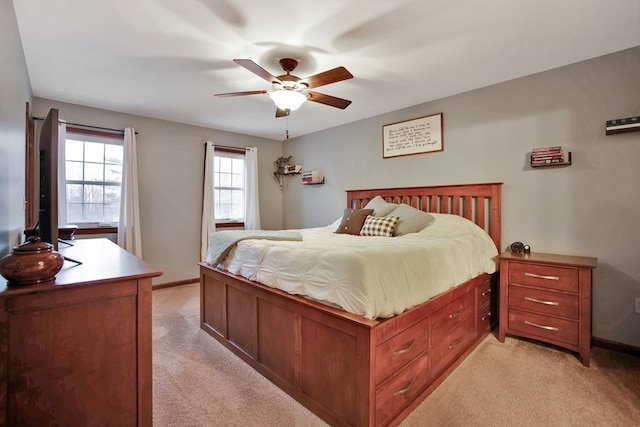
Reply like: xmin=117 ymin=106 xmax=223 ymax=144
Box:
xmin=38 ymin=108 xmax=59 ymax=250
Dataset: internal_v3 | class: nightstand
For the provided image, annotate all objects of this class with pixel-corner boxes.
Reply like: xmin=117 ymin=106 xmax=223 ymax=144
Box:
xmin=497 ymin=251 xmax=597 ymax=366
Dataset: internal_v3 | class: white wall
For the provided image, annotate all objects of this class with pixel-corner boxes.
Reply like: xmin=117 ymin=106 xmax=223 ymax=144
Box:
xmin=282 ymin=47 xmax=640 ymax=347
xmin=33 ymin=99 xmax=282 ymax=284
xmin=0 ymin=0 xmax=32 ymax=258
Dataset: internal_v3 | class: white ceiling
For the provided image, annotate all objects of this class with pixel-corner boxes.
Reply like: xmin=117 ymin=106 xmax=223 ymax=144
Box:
xmin=13 ymin=0 xmax=640 ymax=141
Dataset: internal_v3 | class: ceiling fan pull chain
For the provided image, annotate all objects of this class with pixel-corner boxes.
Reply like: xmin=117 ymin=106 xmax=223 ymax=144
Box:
xmin=286 ymin=117 xmax=289 ymax=140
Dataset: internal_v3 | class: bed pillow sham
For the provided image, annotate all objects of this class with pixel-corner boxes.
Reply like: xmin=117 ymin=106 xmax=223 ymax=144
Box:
xmin=335 ymin=208 xmax=374 ymax=235
xmin=360 ymin=215 xmax=399 ymax=237
xmin=387 ymin=203 xmax=435 ymax=236
xmin=364 ymin=196 xmax=398 ymax=217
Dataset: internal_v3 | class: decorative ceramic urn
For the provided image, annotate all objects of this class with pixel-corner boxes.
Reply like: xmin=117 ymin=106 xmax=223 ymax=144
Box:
xmin=0 ymin=236 xmax=64 ymax=286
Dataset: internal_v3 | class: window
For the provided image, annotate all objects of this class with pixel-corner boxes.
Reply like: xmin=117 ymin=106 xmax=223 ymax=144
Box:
xmin=214 ymin=149 xmax=245 ymax=224
xmin=64 ymin=130 xmax=124 ymax=226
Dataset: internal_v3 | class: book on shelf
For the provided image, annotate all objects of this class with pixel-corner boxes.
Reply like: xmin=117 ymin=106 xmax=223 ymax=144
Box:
xmin=532 ymin=145 xmax=562 ymax=153
xmin=531 ymin=157 xmax=565 ymax=165
xmin=532 ymin=153 xmax=564 ymax=161
xmin=532 ymin=148 xmax=563 ymax=157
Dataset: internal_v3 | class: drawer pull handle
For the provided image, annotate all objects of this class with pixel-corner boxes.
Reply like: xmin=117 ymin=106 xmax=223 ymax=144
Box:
xmin=524 ymin=272 xmax=559 ymax=281
xmin=449 ymin=337 xmax=463 ymax=350
xmin=524 ymin=320 xmax=558 ymax=332
xmin=482 ymin=290 xmax=492 ymax=296
xmin=481 ymin=312 xmax=492 ymax=321
xmin=393 ymin=376 xmax=416 ymax=397
xmin=449 ymin=309 xmax=463 ymax=319
xmin=393 ymin=339 xmax=416 ymax=356
xmin=524 ymin=296 xmax=559 ymax=306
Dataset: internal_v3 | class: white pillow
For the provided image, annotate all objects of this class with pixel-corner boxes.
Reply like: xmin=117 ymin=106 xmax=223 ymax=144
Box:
xmin=387 ymin=204 xmax=435 ymax=236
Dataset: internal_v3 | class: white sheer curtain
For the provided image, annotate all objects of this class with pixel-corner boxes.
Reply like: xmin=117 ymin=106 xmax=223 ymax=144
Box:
xmin=244 ymin=147 xmax=261 ymax=230
xmin=201 ymin=141 xmax=216 ymax=262
xmin=117 ymin=128 xmax=142 ymax=257
xmin=57 ymin=122 xmax=67 ymax=226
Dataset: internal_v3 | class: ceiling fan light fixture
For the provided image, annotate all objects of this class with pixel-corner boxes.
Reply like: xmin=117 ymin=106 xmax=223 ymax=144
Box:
xmin=269 ymin=89 xmax=308 ymax=111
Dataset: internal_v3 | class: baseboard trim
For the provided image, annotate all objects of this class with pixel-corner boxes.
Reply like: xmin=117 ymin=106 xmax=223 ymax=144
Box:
xmin=153 ymin=278 xmax=199 ymax=290
xmin=592 ymin=337 xmax=640 ymax=358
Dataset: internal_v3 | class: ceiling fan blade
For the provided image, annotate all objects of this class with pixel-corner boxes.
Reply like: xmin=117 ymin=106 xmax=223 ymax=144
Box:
xmin=302 ymin=67 xmax=353 ymax=89
xmin=214 ymin=90 xmax=267 ymax=97
xmin=233 ymin=59 xmax=280 ymax=83
xmin=275 ymin=107 xmax=290 ymax=118
xmin=308 ymin=91 xmax=352 ymax=109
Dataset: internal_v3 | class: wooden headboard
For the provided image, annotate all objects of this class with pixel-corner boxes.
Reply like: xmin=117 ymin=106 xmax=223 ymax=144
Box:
xmin=347 ymin=182 xmax=502 ymax=251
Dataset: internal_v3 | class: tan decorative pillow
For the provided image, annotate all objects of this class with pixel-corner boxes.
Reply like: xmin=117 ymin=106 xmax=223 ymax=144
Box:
xmin=360 ymin=215 xmax=399 ymax=237
xmin=335 ymin=209 xmax=374 ymax=235
xmin=364 ymin=196 xmax=398 ymax=217
xmin=387 ymin=204 xmax=435 ymax=236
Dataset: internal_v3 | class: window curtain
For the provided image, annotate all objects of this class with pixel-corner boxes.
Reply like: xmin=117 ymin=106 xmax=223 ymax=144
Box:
xmin=117 ymin=127 xmax=142 ymax=258
xmin=244 ymin=147 xmax=261 ymax=230
xmin=57 ymin=122 xmax=67 ymax=226
xmin=201 ymin=141 xmax=216 ymax=262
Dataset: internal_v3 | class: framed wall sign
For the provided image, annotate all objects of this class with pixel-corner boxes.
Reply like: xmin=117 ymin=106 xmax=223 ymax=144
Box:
xmin=382 ymin=113 xmax=443 ymax=158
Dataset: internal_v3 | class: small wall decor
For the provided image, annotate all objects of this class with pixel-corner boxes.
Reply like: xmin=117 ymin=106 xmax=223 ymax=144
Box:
xmin=605 ymin=116 xmax=640 ymax=135
xmin=382 ymin=113 xmax=443 ymax=158
xmin=530 ymin=145 xmax=572 ymax=168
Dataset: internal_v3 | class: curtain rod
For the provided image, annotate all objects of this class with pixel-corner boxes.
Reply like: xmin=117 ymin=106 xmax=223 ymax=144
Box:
xmin=204 ymin=142 xmax=251 ymax=151
xmin=33 ymin=116 xmax=138 ymax=135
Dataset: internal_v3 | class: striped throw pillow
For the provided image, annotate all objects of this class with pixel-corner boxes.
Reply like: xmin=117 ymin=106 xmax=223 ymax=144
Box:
xmin=360 ymin=215 xmax=399 ymax=237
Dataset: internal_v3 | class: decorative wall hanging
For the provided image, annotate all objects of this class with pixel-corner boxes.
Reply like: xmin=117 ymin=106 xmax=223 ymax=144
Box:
xmin=382 ymin=113 xmax=443 ymax=158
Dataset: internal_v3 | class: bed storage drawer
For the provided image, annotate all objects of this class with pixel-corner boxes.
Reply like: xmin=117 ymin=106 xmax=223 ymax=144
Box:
xmin=430 ymin=290 xmax=475 ymax=345
xmin=375 ymin=350 xmax=430 ymax=427
xmin=476 ymin=278 xmax=494 ymax=333
xmin=508 ymin=262 xmax=579 ymax=292
xmin=508 ymin=285 xmax=579 ymax=319
xmin=477 ymin=279 xmax=493 ymax=309
xmin=430 ymin=316 xmax=475 ymax=377
xmin=375 ymin=317 xmax=430 ymax=384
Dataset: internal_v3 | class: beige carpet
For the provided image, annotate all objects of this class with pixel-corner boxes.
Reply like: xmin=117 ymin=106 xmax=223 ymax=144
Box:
xmin=153 ymin=283 xmax=640 ymax=426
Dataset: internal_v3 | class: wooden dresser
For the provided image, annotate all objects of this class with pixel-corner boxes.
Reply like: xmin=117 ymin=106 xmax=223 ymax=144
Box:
xmin=497 ymin=251 xmax=597 ymax=366
xmin=0 ymin=238 xmax=162 ymax=426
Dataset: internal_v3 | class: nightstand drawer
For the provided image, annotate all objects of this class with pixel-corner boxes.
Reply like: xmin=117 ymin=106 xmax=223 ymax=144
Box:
xmin=509 ymin=262 xmax=579 ymax=292
xmin=508 ymin=285 xmax=579 ymax=319
xmin=508 ymin=309 xmax=578 ymax=346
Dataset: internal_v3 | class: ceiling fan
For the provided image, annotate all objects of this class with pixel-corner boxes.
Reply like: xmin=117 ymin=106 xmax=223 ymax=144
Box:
xmin=214 ymin=58 xmax=353 ymax=117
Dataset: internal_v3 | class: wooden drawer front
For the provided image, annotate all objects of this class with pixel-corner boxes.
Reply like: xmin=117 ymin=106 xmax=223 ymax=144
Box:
xmin=477 ymin=303 xmax=492 ymax=333
xmin=477 ymin=279 xmax=493 ymax=310
xmin=375 ymin=350 xmax=430 ymax=427
xmin=375 ymin=317 xmax=429 ymax=384
xmin=430 ymin=316 xmax=475 ymax=377
xmin=508 ymin=309 xmax=579 ymax=346
xmin=430 ymin=290 xmax=475 ymax=345
xmin=508 ymin=285 xmax=579 ymax=319
xmin=509 ymin=262 xmax=579 ymax=292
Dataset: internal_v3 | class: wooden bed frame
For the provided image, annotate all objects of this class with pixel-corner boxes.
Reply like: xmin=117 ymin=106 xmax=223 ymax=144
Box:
xmin=199 ymin=182 xmax=502 ymax=426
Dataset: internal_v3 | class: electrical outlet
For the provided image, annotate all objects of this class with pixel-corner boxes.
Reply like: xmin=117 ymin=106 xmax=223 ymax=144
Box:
xmin=635 ymin=297 xmax=640 ymax=314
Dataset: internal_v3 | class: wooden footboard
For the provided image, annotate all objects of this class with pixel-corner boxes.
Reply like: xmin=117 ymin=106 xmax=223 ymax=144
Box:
xmin=199 ymin=182 xmax=501 ymax=426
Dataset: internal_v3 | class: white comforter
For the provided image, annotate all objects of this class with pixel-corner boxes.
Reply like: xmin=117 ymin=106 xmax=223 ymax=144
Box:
xmin=215 ymin=213 xmax=498 ymax=319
